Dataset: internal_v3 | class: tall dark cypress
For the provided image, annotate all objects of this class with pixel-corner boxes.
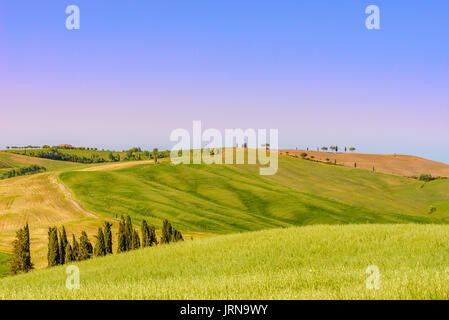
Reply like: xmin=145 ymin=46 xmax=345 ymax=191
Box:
xmin=78 ymin=231 xmax=93 ymax=261
xmin=22 ymin=223 xmax=33 ymax=270
xmin=94 ymin=227 xmax=106 ymax=257
xmin=117 ymin=218 xmax=127 ymax=253
xmin=47 ymin=227 xmax=60 ymax=267
xmin=65 ymin=243 xmax=74 ymax=263
xmin=125 ymin=215 xmax=133 ymax=250
xmin=59 ymin=226 xmax=68 ymax=265
xmin=161 ymin=219 xmax=172 ymax=244
xmin=72 ymin=234 xmax=80 ymax=261
xmin=9 ymin=224 xmax=33 ymax=275
xmin=131 ymin=229 xmax=141 ymax=250
xmin=141 ymin=220 xmax=149 ymax=247
xmin=149 ymin=225 xmax=158 ymax=246
xmin=161 ymin=220 xmax=183 ymax=244
xmin=103 ymin=221 xmax=113 ymax=254
xmin=172 ymin=229 xmax=184 ymax=242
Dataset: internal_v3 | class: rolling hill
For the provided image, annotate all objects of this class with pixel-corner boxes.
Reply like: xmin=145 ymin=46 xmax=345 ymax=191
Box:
xmin=58 ymin=155 xmax=449 ymax=234
xmin=0 ymin=151 xmax=84 ymax=172
xmin=280 ymin=150 xmax=449 ymax=177
xmin=1 ymin=150 xmax=449 ymax=277
xmin=2 ymin=224 xmax=449 ymax=299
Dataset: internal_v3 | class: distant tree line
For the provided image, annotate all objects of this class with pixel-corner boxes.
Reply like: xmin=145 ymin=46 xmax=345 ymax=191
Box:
xmin=316 ymin=146 xmax=356 ymax=153
xmin=418 ymin=174 xmax=436 ymax=182
xmin=6 ymin=146 xmax=169 ymax=164
xmin=0 ymin=165 xmax=47 ymax=180
xmin=6 ymin=145 xmax=41 ymax=150
xmin=22 ymin=149 xmax=107 ymax=164
xmin=415 ymin=174 xmax=447 ymax=182
xmin=123 ymin=147 xmax=167 ymax=162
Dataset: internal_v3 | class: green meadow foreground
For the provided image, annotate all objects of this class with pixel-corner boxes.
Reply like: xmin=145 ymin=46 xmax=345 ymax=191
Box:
xmin=0 ymin=252 xmax=10 ymax=277
xmin=2 ymin=224 xmax=449 ymax=299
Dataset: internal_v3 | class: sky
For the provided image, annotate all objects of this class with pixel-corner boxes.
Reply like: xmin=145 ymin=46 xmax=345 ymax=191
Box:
xmin=1 ymin=0 xmax=448 ymax=163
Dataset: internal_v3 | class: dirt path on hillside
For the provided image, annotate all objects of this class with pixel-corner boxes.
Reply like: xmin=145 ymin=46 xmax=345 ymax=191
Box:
xmin=79 ymin=160 xmax=156 ymax=172
xmin=50 ymin=174 xmax=98 ymax=219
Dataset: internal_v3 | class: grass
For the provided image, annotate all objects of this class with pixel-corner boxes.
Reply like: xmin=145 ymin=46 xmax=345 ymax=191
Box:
xmin=1 ymin=151 xmax=449 ymax=300
xmin=59 ymin=155 xmax=449 ymax=234
xmin=0 ymin=151 xmax=87 ymax=172
xmin=0 ymin=252 xmax=10 ymax=278
xmin=2 ymin=224 xmax=449 ymax=299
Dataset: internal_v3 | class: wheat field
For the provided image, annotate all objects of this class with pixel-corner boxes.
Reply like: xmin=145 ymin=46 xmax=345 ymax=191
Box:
xmin=2 ymin=224 xmax=449 ymax=299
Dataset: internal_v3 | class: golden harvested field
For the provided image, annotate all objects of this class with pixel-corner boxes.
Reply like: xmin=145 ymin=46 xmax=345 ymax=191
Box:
xmin=280 ymin=150 xmax=449 ymax=177
xmin=79 ymin=160 xmax=157 ymax=172
xmin=0 ymin=173 xmax=105 ymax=268
xmin=0 ymin=167 xmax=210 ymax=269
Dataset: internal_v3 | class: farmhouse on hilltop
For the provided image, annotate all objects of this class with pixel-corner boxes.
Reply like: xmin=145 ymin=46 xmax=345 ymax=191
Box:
xmin=58 ymin=144 xmax=73 ymax=149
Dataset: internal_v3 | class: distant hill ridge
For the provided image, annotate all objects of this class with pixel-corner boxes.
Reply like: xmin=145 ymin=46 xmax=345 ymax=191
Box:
xmin=280 ymin=150 xmax=449 ymax=177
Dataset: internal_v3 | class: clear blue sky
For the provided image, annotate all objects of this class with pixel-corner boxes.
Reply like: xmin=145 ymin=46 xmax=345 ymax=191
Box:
xmin=1 ymin=1 xmax=448 ymax=163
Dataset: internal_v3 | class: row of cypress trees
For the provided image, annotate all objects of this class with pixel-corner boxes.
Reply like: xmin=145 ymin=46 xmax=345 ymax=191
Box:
xmin=9 ymin=223 xmax=33 ymax=275
xmin=117 ymin=215 xmax=141 ymax=252
xmin=10 ymin=217 xmax=184 ymax=274
xmin=117 ymin=216 xmax=183 ymax=253
xmin=160 ymin=219 xmax=184 ymax=244
xmin=47 ymin=217 xmax=183 ymax=268
xmin=47 ymin=226 xmax=98 ymax=266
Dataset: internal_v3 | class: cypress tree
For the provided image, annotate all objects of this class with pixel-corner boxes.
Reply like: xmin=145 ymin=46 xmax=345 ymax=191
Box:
xmin=58 ymin=226 xmax=68 ymax=265
xmin=117 ymin=219 xmax=127 ymax=253
xmin=65 ymin=243 xmax=74 ymax=263
xmin=9 ymin=224 xmax=33 ymax=275
xmin=141 ymin=220 xmax=149 ymax=247
xmin=161 ymin=219 xmax=172 ymax=244
xmin=103 ymin=221 xmax=113 ymax=254
xmin=47 ymin=227 xmax=60 ymax=267
xmin=131 ymin=229 xmax=141 ymax=250
xmin=94 ymin=227 xmax=106 ymax=257
xmin=9 ymin=229 xmax=22 ymax=275
xmin=125 ymin=215 xmax=133 ymax=250
xmin=172 ymin=229 xmax=184 ymax=242
xmin=78 ymin=231 xmax=93 ymax=261
xmin=149 ymin=225 xmax=158 ymax=246
xmin=9 ymin=228 xmax=24 ymax=275
xmin=22 ymin=223 xmax=33 ymax=270
xmin=161 ymin=220 xmax=183 ymax=244
xmin=72 ymin=234 xmax=80 ymax=261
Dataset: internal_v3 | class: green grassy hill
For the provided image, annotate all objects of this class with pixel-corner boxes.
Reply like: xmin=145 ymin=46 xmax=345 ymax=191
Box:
xmin=59 ymin=155 xmax=449 ymax=234
xmin=0 ymin=151 xmax=84 ymax=172
xmin=2 ymin=152 xmax=449 ymax=299
xmin=0 ymin=252 xmax=10 ymax=277
xmin=2 ymin=224 xmax=449 ymax=299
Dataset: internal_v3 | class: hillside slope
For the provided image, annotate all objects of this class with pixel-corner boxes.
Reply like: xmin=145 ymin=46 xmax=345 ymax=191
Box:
xmin=2 ymin=224 xmax=449 ymax=299
xmin=59 ymin=155 xmax=449 ymax=234
xmin=2 ymin=152 xmax=449 ymax=269
xmin=0 ymin=173 xmax=109 ymax=268
xmin=0 ymin=151 xmax=84 ymax=172
xmin=280 ymin=150 xmax=449 ymax=177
